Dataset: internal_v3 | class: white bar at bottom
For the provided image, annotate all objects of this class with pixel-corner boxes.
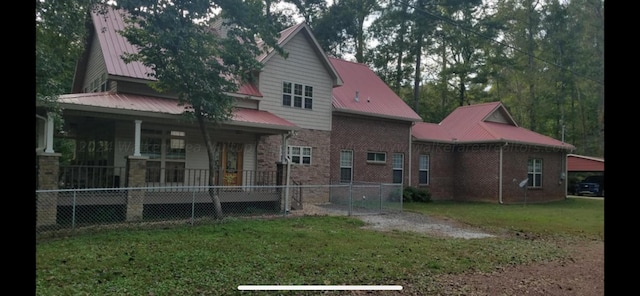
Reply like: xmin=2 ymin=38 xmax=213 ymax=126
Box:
xmin=238 ymin=285 xmax=402 ymax=291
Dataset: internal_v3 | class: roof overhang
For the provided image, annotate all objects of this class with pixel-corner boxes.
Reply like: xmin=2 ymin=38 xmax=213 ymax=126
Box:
xmin=53 ymin=92 xmax=298 ymax=133
xmin=333 ymin=108 xmax=422 ymax=123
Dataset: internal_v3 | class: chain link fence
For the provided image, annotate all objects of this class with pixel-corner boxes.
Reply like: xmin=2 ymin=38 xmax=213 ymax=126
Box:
xmin=35 ymin=183 xmax=402 ymax=239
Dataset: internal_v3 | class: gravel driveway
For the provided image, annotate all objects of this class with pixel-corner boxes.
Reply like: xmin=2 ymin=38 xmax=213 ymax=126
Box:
xmin=296 ymin=204 xmax=495 ymax=239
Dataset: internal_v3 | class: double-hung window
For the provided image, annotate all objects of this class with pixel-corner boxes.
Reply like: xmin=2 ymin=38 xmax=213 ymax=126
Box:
xmin=340 ymin=150 xmax=353 ymax=183
xmin=282 ymin=81 xmax=313 ymax=109
xmin=392 ymin=153 xmax=404 ymax=184
xmin=527 ymin=158 xmax=543 ymax=188
xmin=419 ymin=154 xmax=429 ymax=185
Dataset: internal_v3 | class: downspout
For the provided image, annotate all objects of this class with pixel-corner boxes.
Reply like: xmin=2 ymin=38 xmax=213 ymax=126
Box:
xmin=282 ymin=130 xmax=295 ymax=213
xmin=407 ymin=123 xmax=414 ymax=187
xmin=499 ymin=142 xmax=508 ymax=204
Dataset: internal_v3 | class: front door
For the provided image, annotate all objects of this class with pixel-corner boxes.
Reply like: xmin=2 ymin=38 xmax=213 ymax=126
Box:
xmin=215 ymin=143 xmax=243 ymax=186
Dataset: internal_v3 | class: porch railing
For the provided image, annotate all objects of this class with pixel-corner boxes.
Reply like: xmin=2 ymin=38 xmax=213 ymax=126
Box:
xmin=145 ymin=168 xmax=278 ymax=189
xmin=59 ymin=165 xmax=125 ymax=189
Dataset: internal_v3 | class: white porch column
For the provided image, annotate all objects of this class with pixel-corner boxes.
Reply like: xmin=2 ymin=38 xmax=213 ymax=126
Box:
xmin=134 ymin=120 xmax=142 ymax=157
xmin=45 ymin=113 xmax=55 ymax=153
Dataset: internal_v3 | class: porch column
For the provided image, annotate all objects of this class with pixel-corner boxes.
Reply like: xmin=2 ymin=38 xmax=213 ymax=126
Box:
xmin=133 ymin=120 xmax=142 ymax=157
xmin=36 ymin=152 xmax=61 ymax=228
xmin=45 ymin=113 xmax=55 ymax=153
xmin=125 ymin=155 xmax=147 ymax=221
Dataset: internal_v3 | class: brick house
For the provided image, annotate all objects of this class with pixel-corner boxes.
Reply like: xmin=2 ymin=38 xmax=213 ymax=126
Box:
xmin=411 ymin=102 xmax=576 ymax=204
xmin=36 ymin=7 xmax=575 ymax=212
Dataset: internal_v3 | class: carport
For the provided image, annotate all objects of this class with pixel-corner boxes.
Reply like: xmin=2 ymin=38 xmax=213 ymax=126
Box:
xmin=566 ymin=154 xmax=604 ymax=195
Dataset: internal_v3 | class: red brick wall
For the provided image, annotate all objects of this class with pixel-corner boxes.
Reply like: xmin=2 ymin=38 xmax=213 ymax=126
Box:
xmin=257 ymin=129 xmax=331 ymax=203
xmin=411 ymin=142 xmax=455 ymax=200
xmin=330 ymin=114 xmax=412 ymax=185
xmin=410 ymin=143 xmax=568 ymax=203
xmin=453 ymin=144 xmax=501 ymax=202
xmin=499 ymin=145 xmax=567 ymax=204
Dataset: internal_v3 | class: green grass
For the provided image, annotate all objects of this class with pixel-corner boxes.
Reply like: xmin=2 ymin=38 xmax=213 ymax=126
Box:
xmin=404 ymin=197 xmax=605 ymax=240
xmin=36 ymin=198 xmax=604 ymax=295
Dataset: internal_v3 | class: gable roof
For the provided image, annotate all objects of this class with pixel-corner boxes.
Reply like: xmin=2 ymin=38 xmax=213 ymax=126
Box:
xmin=412 ymin=101 xmax=575 ymax=150
xmin=567 ymin=154 xmax=604 ymax=172
xmin=258 ymin=23 xmax=342 ymax=87
xmin=56 ymin=92 xmax=298 ymax=131
xmin=79 ymin=8 xmax=340 ymax=97
xmin=330 ymin=58 xmax=422 ymax=122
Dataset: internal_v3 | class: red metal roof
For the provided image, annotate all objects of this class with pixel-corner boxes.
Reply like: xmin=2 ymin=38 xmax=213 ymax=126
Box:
xmin=330 ymin=58 xmax=422 ymax=122
xmin=411 ymin=122 xmax=454 ymax=143
xmin=567 ymin=154 xmax=604 ymax=172
xmin=412 ymin=101 xmax=575 ymax=150
xmin=57 ymin=92 xmax=297 ymax=130
xmin=92 ymin=8 xmax=262 ymax=97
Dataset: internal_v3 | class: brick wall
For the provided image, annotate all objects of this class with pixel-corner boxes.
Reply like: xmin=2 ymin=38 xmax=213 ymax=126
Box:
xmin=257 ymin=129 xmax=331 ymax=203
xmin=411 ymin=142 xmax=455 ymax=200
xmin=413 ymin=143 xmax=568 ymax=204
xmin=330 ymin=114 xmax=412 ymax=185
xmin=499 ymin=145 xmax=567 ymax=204
xmin=453 ymin=144 xmax=501 ymax=202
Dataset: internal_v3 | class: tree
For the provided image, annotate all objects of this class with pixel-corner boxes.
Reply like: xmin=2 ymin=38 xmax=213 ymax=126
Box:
xmin=36 ymin=0 xmax=102 ymax=114
xmin=114 ymin=0 xmax=285 ymax=219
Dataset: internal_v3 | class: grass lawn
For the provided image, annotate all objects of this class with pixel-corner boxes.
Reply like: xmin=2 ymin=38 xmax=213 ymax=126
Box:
xmin=36 ymin=198 xmax=604 ymax=295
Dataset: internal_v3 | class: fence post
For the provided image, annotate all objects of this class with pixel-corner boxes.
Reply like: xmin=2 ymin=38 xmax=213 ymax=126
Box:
xmin=379 ymin=184 xmax=383 ymax=213
xmin=125 ymin=156 xmax=147 ymax=221
xmin=191 ymin=190 xmax=196 ymax=225
xmin=36 ymin=152 xmax=61 ymax=228
xmin=72 ymin=191 xmax=77 ymax=230
xmin=348 ymin=183 xmax=353 ymax=216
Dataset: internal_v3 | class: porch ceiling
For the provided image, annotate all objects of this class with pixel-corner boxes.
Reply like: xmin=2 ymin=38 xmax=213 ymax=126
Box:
xmin=56 ymin=92 xmax=299 ymax=133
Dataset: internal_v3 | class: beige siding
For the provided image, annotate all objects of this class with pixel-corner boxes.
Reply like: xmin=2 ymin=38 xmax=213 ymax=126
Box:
xmin=83 ymin=33 xmax=108 ymax=92
xmin=242 ymin=143 xmax=257 ymax=187
xmin=258 ymin=32 xmax=333 ymax=131
xmin=486 ymin=109 xmax=510 ymax=124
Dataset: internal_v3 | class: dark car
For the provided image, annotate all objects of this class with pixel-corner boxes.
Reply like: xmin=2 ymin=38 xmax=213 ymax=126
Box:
xmin=575 ymin=175 xmax=604 ymax=197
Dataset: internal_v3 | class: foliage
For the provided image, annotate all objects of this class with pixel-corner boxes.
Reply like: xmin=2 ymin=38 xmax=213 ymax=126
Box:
xmin=36 ymin=199 xmax=603 ymax=294
xmin=112 ymin=0 xmax=286 ymax=218
xmin=403 ymin=186 xmax=432 ymax=203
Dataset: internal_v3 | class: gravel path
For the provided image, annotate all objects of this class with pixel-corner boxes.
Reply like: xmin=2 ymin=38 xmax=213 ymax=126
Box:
xmin=296 ymin=203 xmax=495 ymax=239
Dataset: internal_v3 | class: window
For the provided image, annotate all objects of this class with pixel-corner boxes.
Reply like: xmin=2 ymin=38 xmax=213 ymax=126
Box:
xmin=340 ymin=150 xmax=353 ymax=183
xmin=419 ymin=154 xmax=429 ymax=185
xmin=366 ymin=152 xmax=386 ymax=163
xmin=392 ymin=153 xmax=403 ymax=184
xmin=282 ymin=81 xmax=313 ymax=109
xmin=287 ymin=145 xmax=312 ymax=165
xmin=141 ymin=128 xmax=186 ymax=183
xmin=527 ymin=158 xmax=542 ymax=188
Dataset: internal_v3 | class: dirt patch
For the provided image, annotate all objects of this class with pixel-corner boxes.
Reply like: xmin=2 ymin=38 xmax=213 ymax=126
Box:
xmin=294 ymin=204 xmax=604 ymax=296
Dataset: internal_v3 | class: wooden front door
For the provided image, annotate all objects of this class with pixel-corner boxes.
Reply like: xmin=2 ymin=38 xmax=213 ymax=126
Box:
xmin=215 ymin=143 xmax=243 ymax=186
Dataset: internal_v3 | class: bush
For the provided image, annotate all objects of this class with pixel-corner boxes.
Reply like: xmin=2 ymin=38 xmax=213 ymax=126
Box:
xmin=403 ymin=186 xmax=431 ymax=203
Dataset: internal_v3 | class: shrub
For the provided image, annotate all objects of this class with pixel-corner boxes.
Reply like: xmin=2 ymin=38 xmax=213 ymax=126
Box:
xmin=403 ymin=186 xmax=432 ymax=203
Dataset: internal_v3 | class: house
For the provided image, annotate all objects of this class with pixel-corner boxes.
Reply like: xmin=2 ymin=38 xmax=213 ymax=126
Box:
xmin=410 ymin=102 xmax=576 ymax=204
xmin=328 ymin=58 xmax=422 ymax=185
xmin=36 ymin=6 xmax=575 ymax=227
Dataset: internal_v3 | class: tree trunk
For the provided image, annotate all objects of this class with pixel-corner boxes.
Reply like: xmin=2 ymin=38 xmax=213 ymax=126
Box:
xmin=413 ymin=34 xmax=423 ymax=113
xmin=195 ymin=109 xmax=224 ymax=219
